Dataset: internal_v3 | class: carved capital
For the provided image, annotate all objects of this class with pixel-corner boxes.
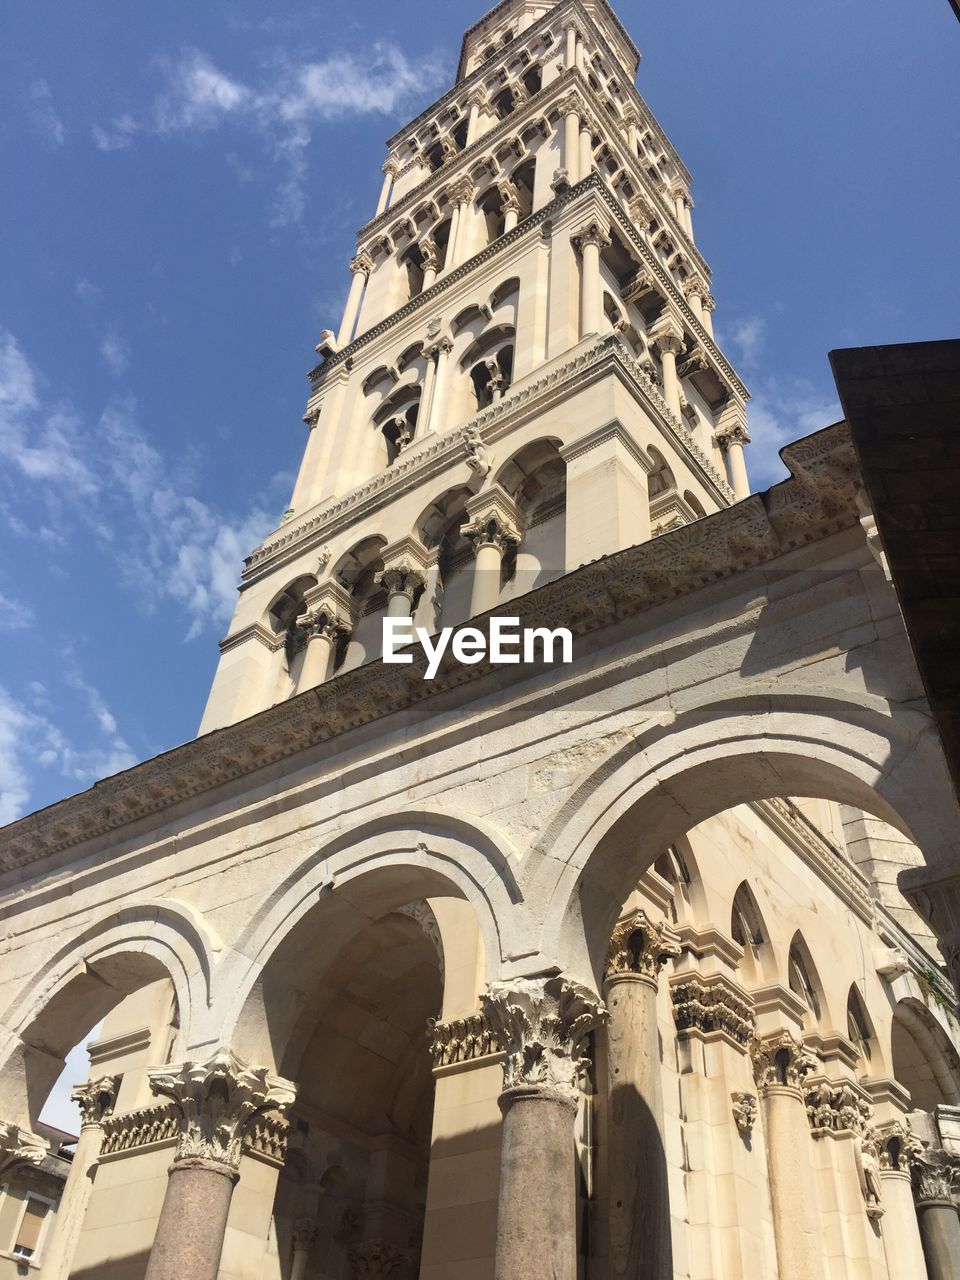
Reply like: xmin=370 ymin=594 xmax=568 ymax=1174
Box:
xmin=556 ymin=93 xmax=582 ymax=118
xmin=910 ymin=1147 xmax=960 ymax=1206
xmin=717 ymin=422 xmax=752 ymax=449
xmin=466 ymin=86 xmax=487 ymax=110
xmin=702 ymin=292 xmax=717 ymax=314
xmin=301 ymin=580 xmax=355 ymax=644
xmin=0 ymin=1123 xmax=46 ymax=1180
xmin=804 ymin=1076 xmax=873 ymax=1136
xmin=348 ymin=1242 xmax=410 ymax=1277
xmin=147 ymin=1047 xmax=296 ymax=1173
xmin=572 ymin=219 xmax=612 ymax=253
xmin=682 ymin=275 xmax=706 ymax=300
xmin=651 ymin=319 xmax=685 ymax=358
xmin=377 ymin=564 xmax=426 ymax=600
xmin=419 ymin=238 xmax=440 ymax=272
xmin=71 ymin=1074 xmax=121 ymax=1130
xmin=670 ymin=972 xmax=755 ymax=1047
xmin=482 ymin=974 xmax=605 ymax=1098
xmin=750 ymin=1031 xmax=819 ymax=1093
xmin=448 ymin=176 xmax=476 ymax=206
xmin=349 ymin=250 xmax=374 ymax=277
xmin=628 ymin=193 xmax=656 ymax=230
xmin=462 ymin=484 xmax=521 ymax=553
xmin=293 ymin=1218 xmax=320 ymax=1253
xmin=381 ymin=156 xmax=400 ymax=178
xmin=731 ymin=1092 xmax=758 ymax=1134
xmin=604 ymin=909 xmax=680 ymax=983
xmin=498 ymin=184 xmax=522 ymax=214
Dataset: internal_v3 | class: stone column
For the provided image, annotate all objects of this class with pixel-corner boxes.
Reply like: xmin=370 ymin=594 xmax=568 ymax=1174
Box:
xmin=579 ymin=121 xmax=594 ymax=178
xmin=482 ymin=974 xmax=605 ymax=1280
xmin=910 ymin=1147 xmax=960 ymax=1280
xmin=338 ymin=250 xmax=373 ymax=347
xmin=466 ymin=88 xmax=486 ymax=146
xmin=750 ymin=1032 xmax=826 ymax=1280
xmin=565 ymin=24 xmax=579 ymax=68
xmin=683 ymin=276 xmax=705 ymax=324
xmin=717 ymin=421 xmax=752 ymax=500
xmin=461 ymin=485 xmax=521 ymax=617
xmin=701 ymin=291 xmax=715 ymax=337
xmin=651 ymin=320 xmax=685 ymax=421
xmin=420 ymin=239 xmax=440 ymax=291
xmin=624 ymin=108 xmax=640 ymax=154
xmin=376 ymin=536 xmax=430 ymax=623
xmin=874 ymin=1125 xmax=928 ymax=1280
xmin=682 ymin=195 xmax=695 ymax=239
xmin=375 ymin=159 xmax=398 ymax=216
xmin=444 ymin=203 xmax=462 ymax=272
xmin=143 ymin=1049 xmax=295 ymax=1280
xmin=422 ymin=335 xmax=453 ymax=434
xmin=296 ymin=581 xmax=354 ymax=691
xmin=39 ymin=1076 xmax=120 ymax=1280
xmin=447 ymin=177 xmax=476 ymax=269
xmin=561 ymin=96 xmax=581 ymax=184
xmin=500 ymin=187 xmax=521 ymax=234
xmin=290 ymin=1219 xmax=319 ymax=1280
xmin=573 ymin=219 xmax=611 ymax=338
xmin=603 ymin=911 xmax=680 ymax=1280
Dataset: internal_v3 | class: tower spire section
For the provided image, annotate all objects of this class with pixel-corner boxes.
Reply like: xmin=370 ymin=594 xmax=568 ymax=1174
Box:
xmin=199 ymin=0 xmax=754 ymax=735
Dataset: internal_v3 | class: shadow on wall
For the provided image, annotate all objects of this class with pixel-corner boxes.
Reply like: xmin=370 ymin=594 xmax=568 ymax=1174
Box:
xmin=71 ymin=1253 xmax=150 ymax=1280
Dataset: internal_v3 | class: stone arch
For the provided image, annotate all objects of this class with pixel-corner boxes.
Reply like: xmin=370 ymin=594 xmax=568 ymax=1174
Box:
xmin=846 ymin=983 xmax=885 ymax=1074
xmin=730 ymin=880 xmax=776 ymax=987
xmin=890 ymin=996 xmax=960 ymax=1110
xmin=786 ymin=931 xmax=827 ymax=1030
xmin=0 ymin=898 xmax=214 ymax=1127
xmin=222 ymin=809 xmax=523 ymax=1074
xmin=531 ymin=686 xmax=957 ymax=985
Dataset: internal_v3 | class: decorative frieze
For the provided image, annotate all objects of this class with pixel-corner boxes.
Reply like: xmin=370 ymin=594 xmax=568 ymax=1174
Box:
xmin=100 ymin=1103 xmax=180 ymax=1155
xmin=428 ymin=1012 xmax=502 ymax=1068
xmin=481 ymin=974 xmax=605 ymax=1096
xmin=147 ymin=1047 xmax=296 ymax=1172
xmin=670 ymin=972 xmax=755 ymax=1047
xmin=804 ymin=1076 xmax=873 ymax=1136
xmin=750 ymin=1031 xmax=819 ymax=1092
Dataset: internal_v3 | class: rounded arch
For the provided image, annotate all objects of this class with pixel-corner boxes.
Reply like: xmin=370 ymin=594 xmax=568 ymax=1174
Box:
xmin=890 ymin=997 xmax=960 ymax=1109
xmin=787 ymin=931 xmax=826 ymax=1029
xmin=531 ymin=687 xmax=953 ymax=984
xmin=221 ymin=809 xmax=525 ymax=1073
xmin=653 ymin=835 xmax=707 ymax=926
xmin=846 ymin=983 xmax=883 ymax=1072
xmin=730 ymin=880 xmax=776 ymax=986
xmin=0 ymin=898 xmax=213 ymax=1126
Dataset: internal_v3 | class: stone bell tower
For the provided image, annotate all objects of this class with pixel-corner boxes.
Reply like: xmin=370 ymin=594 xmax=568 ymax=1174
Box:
xmin=200 ymin=0 xmax=752 ymax=735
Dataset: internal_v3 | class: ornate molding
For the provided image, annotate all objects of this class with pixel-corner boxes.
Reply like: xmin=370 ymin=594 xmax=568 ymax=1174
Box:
xmin=147 ymin=1048 xmax=296 ymax=1173
xmin=71 ymin=1075 xmax=121 ymax=1130
xmin=731 ymin=1092 xmax=757 ymax=1133
xmin=100 ymin=1102 xmax=180 ymax=1155
xmin=804 ymin=1076 xmax=873 ymax=1137
xmin=0 ymin=1123 xmax=47 ymax=1180
xmin=428 ymin=1011 xmax=502 ymax=1068
xmin=481 ymin=974 xmax=605 ymax=1097
xmin=750 ymin=1031 xmax=819 ymax=1093
xmin=670 ymin=972 xmax=755 ymax=1047
xmin=604 ymin=909 xmax=679 ymax=982
xmin=910 ymin=1147 xmax=960 ymax=1206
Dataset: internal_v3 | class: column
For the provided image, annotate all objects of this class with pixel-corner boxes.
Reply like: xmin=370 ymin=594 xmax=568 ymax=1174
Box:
xmin=446 ymin=178 xmax=476 ymax=269
xmin=461 ymin=485 xmax=521 ymax=617
xmin=718 ymin=420 xmax=752 ymax=500
xmin=875 ymin=1126 xmax=928 ymax=1280
xmin=375 ymin=159 xmax=399 ymax=216
xmin=420 ymin=239 xmax=440 ymax=290
xmin=652 ymin=320 xmax=685 ymax=421
xmin=565 ymin=24 xmax=579 ymax=69
xmin=683 ymin=276 xmax=705 ymax=323
xmin=39 ymin=1076 xmax=120 ymax=1280
xmin=482 ymin=974 xmax=605 ymax=1280
xmin=290 ymin=1220 xmax=318 ymax=1280
xmin=701 ymin=291 xmax=715 ymax=337
xmin=573 ymin=220 xmax=611 ymax=338
xmin=683 ymin=195 xmax=695 ymax=239
xmin=603 ymin=911 xmax=680 ymax=1280
xmin=911 ymin=1147 xmax=960 ymax=1280
xmin=376 ymin=536 xmax=430 ymax=621
xmin=296 ymin=582 xmax=354 ymax=691
xmin=443 ymin=203 xmax=462 ymax=272
xmin=579 ymin=119 xmax=594 ymax=178
xmin=562 ymin=98 xmax=581 ymax=185
xmin=500 ymin=186 xmax=521 ymax=234
xmin=337 ymin=250 xmax=373 ymax=346
xmin=750 ymin=1032 xmax=827 ymax=1280
xmin=624 ymin=108 xmax=640 ymax=155
xmin=425 ymin=336 xmax=453 ymax=434
xmin=143 ymin=1049 xmax=296 ymax=1280
xmin=466 ymin=89 xmax=486 ymax=146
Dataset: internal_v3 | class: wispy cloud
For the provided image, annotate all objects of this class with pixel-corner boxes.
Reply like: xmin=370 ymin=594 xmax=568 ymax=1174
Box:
xmin=0 ymin=590 xmax=34 ymax=631
xmin=28 ymin=79 xmax=65 ymax=146
xmin=0 ymin=326 xmax=284 ymax=639
xmin=100 ymin=327 xmax=130 ymax=377
xmin=92 ymin=42 xmax=444 ymax=224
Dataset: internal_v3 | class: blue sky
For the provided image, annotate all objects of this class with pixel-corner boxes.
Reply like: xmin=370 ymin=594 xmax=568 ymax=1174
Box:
xmin=1 ymin=0 xmax=958 ymax=837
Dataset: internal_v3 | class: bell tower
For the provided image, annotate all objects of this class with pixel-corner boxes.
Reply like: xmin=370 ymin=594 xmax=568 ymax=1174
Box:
xmin=200 ymin=0 xmax=752 ymax=735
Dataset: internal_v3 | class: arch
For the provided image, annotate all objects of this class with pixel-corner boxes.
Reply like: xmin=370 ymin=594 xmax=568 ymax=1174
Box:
xmin=530 ymin=687 xmax=955 ymax=984
xmin=684 ymin=490 xmax=707 ymax=519
xmin=0 ymin=898 xmax=213 ymax=1126
xmin=266 ymin=575 xmax=318 ymax=634
xmin=221 ymin=809 xmax=524 ymax=1072
xmin=787 ymin=932 xmax=825 ymax=1028
xmin=647 ymin=446 xmax=677 ymax=498
xmin=653 ymin=836 xmax=706 ymax=925
xmin=730 ymin=881 xmax=775 ymax=986
xmin=846 ymin=984 xmax=882 ymax=1071
xmin=890 ymin=997 xmax=960 ymax=1109
xmin=489 ymin=276 xmax=520 ymax=315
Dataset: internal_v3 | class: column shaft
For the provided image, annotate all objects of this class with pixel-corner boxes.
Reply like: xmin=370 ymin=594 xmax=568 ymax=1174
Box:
xmin=444 ymin=205 xmax=461 ymax=271
xmin=762 ymin=1086 xmax=827 ymax=1280
xmin=878 ymin=1170 xmax=927 ymax=1280
xmin=429 ymin=345 xmax=451 ymax=433
xmin=298 ymin=632 xmax=334 ymax=690
xmin=503 ymin=206 xmax=519 ymax=233
xmin=565 ymin=26 xmax=578 ymax=68
xmin=581 ymin=240 xmax=602 ymax=337
xmin=467 ymin=101 xmax=481 ymax=145
xmin=337 ymin=269 xmax=367 ymax=346
xmin=725 ymin=439 xmax=750 ymax=499
xmin=917 ymin=1201 xmax=960 ymax=1279
xmin=660 ymin=347 xmax=681 ymax=419
xmin=39 ymin=1125 xmax=100 ymax=1280
xmin=419 ymin=352 xmax=438 ymax=432
xmin=579 ymin=125 xmax=593 ymax=178
xmin=375 ymin=168 xmax=392 ymax=216
xmin=144 ymin=1160 xmax=236 ymax=1280
xmin=470 ymin=540 xmax=502 ymax=616
xmin=494 ymin=1087 xmax=578 ymax=1280
xmin=604 ymin=973 xmax=670 ymax=1280
xmin=564 ymin=110 xmax=581 ymax=184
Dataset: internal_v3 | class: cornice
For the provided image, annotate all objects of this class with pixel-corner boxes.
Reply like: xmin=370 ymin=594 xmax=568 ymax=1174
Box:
xmin=0 ymin=421 xmax=860 ymax=874
xmin=255 ymin=334 xmax=732 ymax=587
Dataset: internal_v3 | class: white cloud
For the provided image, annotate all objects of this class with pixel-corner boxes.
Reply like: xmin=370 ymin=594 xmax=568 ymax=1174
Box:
xmin=0 ymin=590 xmax=34 ymax=631
xmin=725 ymin=315 xmax=767 ymax=368
xmin=28 ymin=79 xmax=65 ymax=146
xmin=92 ymin=42 xmax=444 ymax=224
xmin=75 ymin=278 xmax=101 ymax=303
xmin=100 ymin=327 xmax=130 ymax=377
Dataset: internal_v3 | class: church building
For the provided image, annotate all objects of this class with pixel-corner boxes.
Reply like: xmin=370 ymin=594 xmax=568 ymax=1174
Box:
xmin=1 ymin=2 xmax=959 ymax=1278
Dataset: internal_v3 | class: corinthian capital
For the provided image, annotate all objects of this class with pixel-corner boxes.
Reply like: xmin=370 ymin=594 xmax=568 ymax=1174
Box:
xmin=651 ymin=318 xmax=685 ymax=357
xmin=381 ymin=156 xmax=400 ymax=178
xmin=910 ymin=1147 xmax=960 ymax=1205
xmin=749 ymin=1030 xmax=819 ymax=1093
xmin=0 ymin=1123 xmax=46 ymax=1180
xmin=71 ymin=1075 xmax=121 ymax=1130
xmin=147 ymin=1047 xmax=296 ymax=1173
xmin=572 ymin=219 xmax=612 ymax=253
xmin=604 ymin=909 xmax=680 ymax=984
xmin=482 ymin=974 xmax=605 ymax=1097
xmin=448 ymin=176 xmax=476 ymax=206
xmin=350 ymin=250 xmax=374 ymax=277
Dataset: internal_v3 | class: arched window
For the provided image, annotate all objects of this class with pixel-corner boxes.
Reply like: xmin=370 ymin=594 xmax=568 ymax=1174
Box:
xmin=846 ymin=986 xmax=875 ymax=1064
xmin=788 ymin=935 xmax=823 ymax=1023
xmin=373 ymin=386 xmax=423 ymax=466
xmin=730 ymin=882 xmax=770 ymax=985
